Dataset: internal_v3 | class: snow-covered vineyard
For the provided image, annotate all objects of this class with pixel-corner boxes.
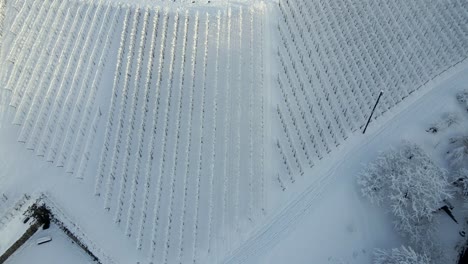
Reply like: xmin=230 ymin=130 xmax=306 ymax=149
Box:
xmin=0 ymin=0 xmax=467 ymax=263
xmin=273 ymin=0 xmax=468 ymax=190
xmin=1 ymin=0 xmax=267 ymax=262
xmin=93 ymin=5 xmax=266 ymax=263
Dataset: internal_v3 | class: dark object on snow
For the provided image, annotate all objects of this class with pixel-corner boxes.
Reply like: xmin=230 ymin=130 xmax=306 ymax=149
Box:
xmin=36 ymin=236 xmax=52 ymax=245
xmin=363 ymin=91 xmax=383 ymax=134
xmin=438 ymin=205 xmax=458 ymax=224
xmin=458 ymin=247 xmax=468 ymax=264
xmin=445 ymin=200 xmax=455 ymax=210
xmin=28 ymin=204 xmax=51 ymax=229
xmin=456 ymin=90 xmax=468 ymax=112
xmin=426 ymin=126 xmax=438 ymax=133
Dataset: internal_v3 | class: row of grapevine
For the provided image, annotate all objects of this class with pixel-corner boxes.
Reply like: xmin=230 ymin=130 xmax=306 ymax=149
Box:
xmin=160 ymin=10 xmax=190 ymax=264
xmin=0 ymin=0 xmax=121 ymax=179
xmin=76 ymin=109 xmax=102 ymax=180
xmin=7 ymin=0 xmax=55 ymax=105
xmin=102 ymin=6 xmax=141 ymax=212
xmin=220 ymin=7 xmax=232 ymax=254
xmin=0 ymin=0 xmax=6 ymax=47
xmin=274 ymin=0 xmax=468 ymax=190
xmin=176 ymin=10 xmax=200 ymax=263
xmin=113 ymin=7 xmax=148 ymax=225
xmin=65 ymin=5 xmax=122 ymax=174
xmin=150 ymin=9 xmax=181 ymax=261
xmin=94 ymin=6 xmax=133 ymax=197
xmin=52 ymin=2 xmax=112 ymax=168
xmin=16 ymin=1 xmax=81 ymax=145
xmin=122 ymin=7 xmax=152 ymax=237
xmin=67 ymin=6 xmax=122 ymax=176
xmin=12 ymin=0 xmax=68 ymax=126
xmin=5 ymin=0 xmax=41 ymax=66
xmin=0 ymin=0 xmax=6 ymax=126
xmin=7 ymin=0 xmax=29 ymax=35
xmin=93 ymin=5 xmax=267 ymax=264
xmin=206 ymin=9 xmax=222 ymax=255
xmin=38 ymin=2 xmax=99 ymax=159
xmin=134 ymin=8 xmax=162 ymax=251
xmin=22 ymin=2 xmax=92 ymax=151
xmin=189 ymin=10 xmax=208 ymax=263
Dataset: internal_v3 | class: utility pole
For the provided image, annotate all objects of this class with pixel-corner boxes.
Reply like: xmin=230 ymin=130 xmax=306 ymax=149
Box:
xmin=363 ymin=91 xmax=383 ymax=134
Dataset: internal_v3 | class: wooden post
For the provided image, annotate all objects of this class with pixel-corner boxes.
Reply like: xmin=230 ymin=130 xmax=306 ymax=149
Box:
xmin=363 ymin=91 xmax=383 ymax=134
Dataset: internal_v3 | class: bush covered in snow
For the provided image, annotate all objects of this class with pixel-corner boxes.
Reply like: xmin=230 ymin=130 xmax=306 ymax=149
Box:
xmin=358 ymin=142 xmax=452 ymax=252
xmin=447 ymin=136 xmax=468 ymax=169
xmin=426 ymin=112 xmax=460 ymax=134
xmin=456 ymin=90 xmax=468 ymax=111
xmin=452 ymin=169 xmax=468 ymax=215
xmin=373 ymin=246 xmax=431 ymax=264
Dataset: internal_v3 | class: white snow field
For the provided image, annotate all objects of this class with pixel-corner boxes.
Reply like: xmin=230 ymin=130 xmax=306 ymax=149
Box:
xmin=0 ymin=0 xmax=466 ymax=263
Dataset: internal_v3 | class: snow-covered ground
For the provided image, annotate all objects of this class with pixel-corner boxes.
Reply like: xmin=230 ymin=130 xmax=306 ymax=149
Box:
xmin=5 ymin=223 xmax=96 ymax=264
xmin=245 ymin=60 xmax=468 ymax=264
xmin=0 ymin=0 xmax=467 ymax=263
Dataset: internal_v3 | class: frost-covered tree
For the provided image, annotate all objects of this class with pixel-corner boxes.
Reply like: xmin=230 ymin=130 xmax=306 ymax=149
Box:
xmin=447 ymin=136 xmax=468 ymax=169
xmin=358 ymin=142 xmax=452 ymax=251
xmin=373 ymin=246 xmax=431 ymax=264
